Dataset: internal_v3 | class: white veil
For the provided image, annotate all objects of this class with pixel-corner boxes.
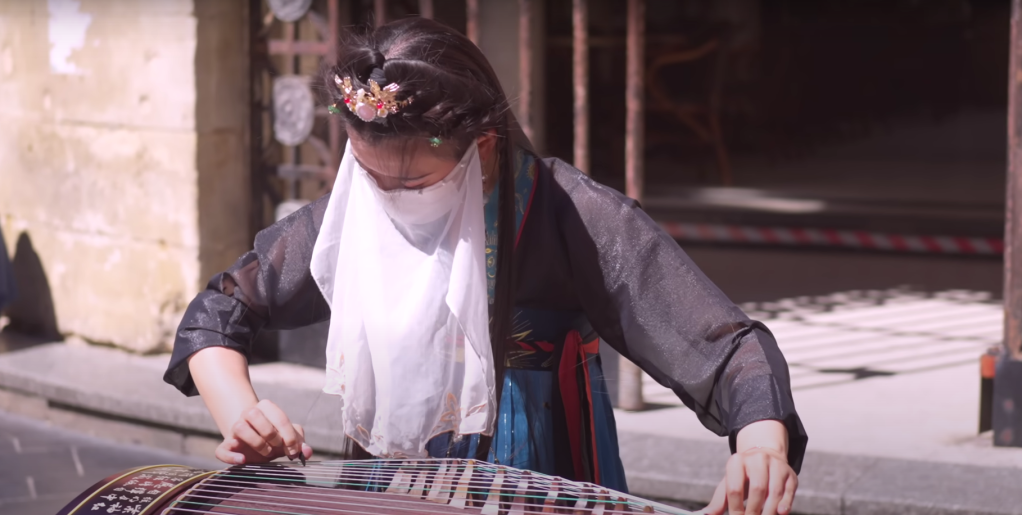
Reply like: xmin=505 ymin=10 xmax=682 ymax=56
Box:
xmin=309 ymin=140 xmax=496 ymax=458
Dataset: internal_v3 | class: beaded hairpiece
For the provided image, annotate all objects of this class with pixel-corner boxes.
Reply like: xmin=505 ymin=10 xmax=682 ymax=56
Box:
xmin=330 ymin=74 xmax=413 ymax=123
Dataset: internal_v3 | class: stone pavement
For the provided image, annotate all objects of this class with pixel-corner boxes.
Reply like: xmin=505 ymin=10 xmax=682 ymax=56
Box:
xmin=0 ymin=409 xmax=218 ymax=515
xmin=1 ymin=288 xmax=1021 ymax=514
xmin=631 ymin=288 xmax=1018 ymax=467
xmin=618 ymin=288 xmax=1022 ymax=514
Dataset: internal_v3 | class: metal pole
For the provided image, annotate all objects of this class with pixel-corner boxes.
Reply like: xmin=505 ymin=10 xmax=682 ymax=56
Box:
xmin=518 ymin=0 xmax=534 ymax=144
xmin=249 ymin=0 xmax=265 ymax=239
xmin=1008 ymin=0 xmax=1022 ymax=362
xmin=375 ymin=0 xmax=386 ymax=27
xmin=573 ymin=0 xmax=589 ymax=175
xmin=993 ymin=0 xmax=1022 ymax=447
xmin=282 ymin=20 xmax=300 ymax=200
xmin=328 ymin=0 xmax=342 ymax=184
xmin=419 ymin=0 xmax=434 ymax=19
xmin=625 ymin=0 xmax=645 ymax=203
xmin=619 ymin=0 xmax=645 ymax=412
xmin=466 ymin=0 xmax=479 ymax=45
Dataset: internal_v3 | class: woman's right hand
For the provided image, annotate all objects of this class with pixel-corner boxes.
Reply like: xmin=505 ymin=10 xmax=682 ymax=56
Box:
xmin=215 ymin=399 xmax=313 ymax=465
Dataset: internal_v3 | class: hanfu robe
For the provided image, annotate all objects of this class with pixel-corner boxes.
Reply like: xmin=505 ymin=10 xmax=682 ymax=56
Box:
xmin=165 ymin=152 xmax=808 ymax=492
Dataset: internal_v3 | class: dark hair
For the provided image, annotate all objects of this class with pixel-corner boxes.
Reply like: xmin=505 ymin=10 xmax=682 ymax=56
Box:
xmin=324 ymin=18 xmax=520 ymax=458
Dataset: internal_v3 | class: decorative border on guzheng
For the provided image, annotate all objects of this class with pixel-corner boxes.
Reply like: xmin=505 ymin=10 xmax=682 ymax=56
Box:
xmin=57 ymin=464 xmax=212 ymax=515
xmin=161 ymin=459 xmax=694 ymax=515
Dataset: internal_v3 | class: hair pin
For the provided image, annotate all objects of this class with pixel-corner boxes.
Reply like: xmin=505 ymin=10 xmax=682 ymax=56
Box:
xmin=334 ymin=74 xmax=413 ymax=123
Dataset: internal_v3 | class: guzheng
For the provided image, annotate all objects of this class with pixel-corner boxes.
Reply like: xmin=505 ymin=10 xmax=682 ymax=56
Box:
xmin=56 ymin=459 xmax=694 ymax=515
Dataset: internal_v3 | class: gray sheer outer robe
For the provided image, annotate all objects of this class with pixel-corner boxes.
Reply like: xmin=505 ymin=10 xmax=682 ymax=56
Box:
xmin=165 ymin=158 xmax=808 ymax=472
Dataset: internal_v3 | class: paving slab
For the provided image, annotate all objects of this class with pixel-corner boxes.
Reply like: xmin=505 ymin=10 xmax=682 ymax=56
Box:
xmin=0 ymin=409 xmax=218 ymax=515
xmin=0 ymin=342 xmax=349 ymax=454
xmin=840 ymin=458 xmax=1022 ymax=515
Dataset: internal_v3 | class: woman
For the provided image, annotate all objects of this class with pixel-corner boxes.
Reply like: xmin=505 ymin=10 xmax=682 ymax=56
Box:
xmin=165 ymin=17 xmax=807 ymax=515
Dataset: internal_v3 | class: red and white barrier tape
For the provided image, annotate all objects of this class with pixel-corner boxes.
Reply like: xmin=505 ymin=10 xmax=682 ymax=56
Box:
xmin=658 ymin=222 xmax=1004 ymax=255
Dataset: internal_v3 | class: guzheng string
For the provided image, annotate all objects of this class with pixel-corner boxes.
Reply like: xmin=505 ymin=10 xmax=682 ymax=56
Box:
xmin=163 ymin=459 xmax=691 ymax=515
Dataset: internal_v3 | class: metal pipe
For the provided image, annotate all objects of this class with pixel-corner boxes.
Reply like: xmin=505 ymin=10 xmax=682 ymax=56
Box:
xmin=518 ymin=0 xmax=534 ymax=144
xmin=327 ymin=0 xmax=342 ymax=184
xmin=249 ymin=0 xmax=265 ymax=238
xmin=466 ymin=0 xmax=479 ymax=45
xmin=619 ymin=0 xmax=646 ymax=412
xmin=375 ymin=0 xmax=386 ymax=27
xmin=419 ymin=0 xmax=434 ymax=19
xmin=625 ymin=0 xmax=645 ymax=203
xmin=1007 ymin=0 xmax=1022 ymax=361
xmin=991 ymin=0 xmax=1022 ymax=449
xmin=268 ymin=39 xmax=329 ymax=55
xmin=573 ymin=0 xmax=589 ymax=175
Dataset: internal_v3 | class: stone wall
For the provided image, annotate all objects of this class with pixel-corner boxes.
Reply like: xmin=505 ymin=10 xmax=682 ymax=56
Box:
xmin=0 ymin=0 xmax=250 ymax=353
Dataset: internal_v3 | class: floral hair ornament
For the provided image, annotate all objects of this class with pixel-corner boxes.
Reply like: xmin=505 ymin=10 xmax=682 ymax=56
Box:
xmin=333 ymin=74 xmax=413 ymax=123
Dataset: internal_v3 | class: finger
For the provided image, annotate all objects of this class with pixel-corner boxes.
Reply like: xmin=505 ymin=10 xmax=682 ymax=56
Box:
xmin=292 ymin=424 xmax=313 ymax=459
xmin=743 ymin=452 xmax=770 ymax=515
xmin=761 ymin=461 xmax=790 ymax=515
xmin=222 ymin=436 xmax=280 ymax=465
xmin=257 ymin=398 xmax=300 ymax=453
xmin=698 ymin=478 xmax=728 ymax=515
xmin=778 ymin=475 xmax=799 ymax=515
xmin=257 ymin=400 xmax=302 ymax=456
xmin=232 ymin=418 xmax=274 ymax=458
xmin=725 ymin=457 xmax=747 ymax=515
xmin=243 ymin=405 xmax=284 ymax=451
xmin=215 ymin=438 xmax=246 ymax=465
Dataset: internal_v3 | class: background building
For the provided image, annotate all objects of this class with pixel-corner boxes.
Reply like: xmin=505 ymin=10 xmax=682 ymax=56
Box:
xmin=3 ymin=0 xmax=1010 ymax=354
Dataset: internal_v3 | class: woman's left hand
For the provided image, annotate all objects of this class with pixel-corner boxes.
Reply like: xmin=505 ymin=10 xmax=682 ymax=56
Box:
xmin=699 ymin=421 xmax=798 ymax=515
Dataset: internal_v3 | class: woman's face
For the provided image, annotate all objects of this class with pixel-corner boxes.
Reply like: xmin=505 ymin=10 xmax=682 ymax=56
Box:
xmin=349 ymin=132 xmax=459 ymax=191
xmin=348 ymin=131 xmax=498 ymax=192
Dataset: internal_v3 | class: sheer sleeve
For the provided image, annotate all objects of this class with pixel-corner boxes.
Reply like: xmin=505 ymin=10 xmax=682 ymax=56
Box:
xmin=163 ymin=195 xmax=332 ymax=396
xmin=546 ymin=160 xmax=808 ymax=473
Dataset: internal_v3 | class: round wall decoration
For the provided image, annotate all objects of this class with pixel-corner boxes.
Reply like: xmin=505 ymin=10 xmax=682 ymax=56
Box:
xmin=273 ymin=75 xmax=315 ymax=147
xmin=267 ymin=0 xmax=312 ymax=23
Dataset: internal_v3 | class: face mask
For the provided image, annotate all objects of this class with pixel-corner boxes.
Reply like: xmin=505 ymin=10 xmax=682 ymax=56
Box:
xmin=362 ymin=144 xmax=477 ymax=223
xmin=360 ymin=144 xmax=480 ymax=250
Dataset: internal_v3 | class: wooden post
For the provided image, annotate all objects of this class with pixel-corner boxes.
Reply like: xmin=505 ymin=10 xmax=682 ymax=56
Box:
xmin=518 ymin=0 xmax=534 ymax=144
xmin=573 ymin=0 xmax=589 ymax=175
xmin=466 ymin=0 xmax=479 ymax=45
xmin=419 ymin=0 xmax=434 ymax=19
xmin=375 ymin=0 xmax=386 ymax=27
xmin=619 ymin=0 xmax=646 ymax=412
xmin=1008 ymin=0 xmax=1022 ymax=362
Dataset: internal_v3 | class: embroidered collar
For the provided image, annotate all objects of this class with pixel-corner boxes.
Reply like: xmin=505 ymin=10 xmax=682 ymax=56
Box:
xmin=483 ymin=150 xmax=537 ymax=304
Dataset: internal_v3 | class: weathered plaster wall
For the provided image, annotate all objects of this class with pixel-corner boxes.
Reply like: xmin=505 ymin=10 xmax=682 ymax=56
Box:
xmin=0 ymin=0 xmax=249 ymax=353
